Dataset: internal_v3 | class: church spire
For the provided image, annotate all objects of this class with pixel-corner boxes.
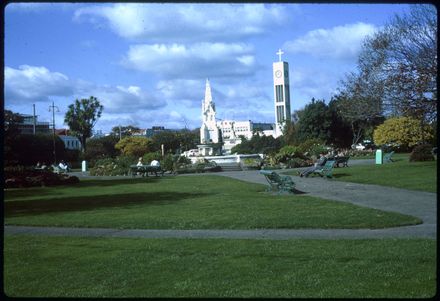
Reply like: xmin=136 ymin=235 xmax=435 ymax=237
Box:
xmin=204 ymin=78 xmax=212 ymax=105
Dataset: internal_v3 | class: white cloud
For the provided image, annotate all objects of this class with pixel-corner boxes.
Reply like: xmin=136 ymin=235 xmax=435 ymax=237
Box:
xmin=121 ymin=43 xmax=258 ymax=79
xmin=74 ymin=3 xmax=289 ymax=43
xmin=284 ymin=22 xmax=377 ymax=60
xmin=6 ymin=3 xmax=77 ymax=13
xmin=5 ymin=65 xmax=74 ymax=104
xmin=5 ymin=65 xmax=166 ymax=114
xmin=157 ymin=79 xmax=205 ymax=104
xmin=288 ymin=67 xmax=344 ymax=109
xmin=79 ymin=84 xmax=165 ymax=114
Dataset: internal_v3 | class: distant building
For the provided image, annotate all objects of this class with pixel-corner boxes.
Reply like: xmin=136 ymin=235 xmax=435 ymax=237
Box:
xmin=91 ymin=129 xmax=105 ymax=138
xmin=16 ymin=114 xmax=51 ymax=135
xmin=198 ymin=79 xmax=277 ymax=155
xmin=146 ymin=126 xmax=171 ymax=138
xmin=196 ymin=50 xmax=291 ymax=155
xmin=55 ymin=129 xmax=82 ymax=150
xmin=131 ymin=129 xmax=148 ymax=137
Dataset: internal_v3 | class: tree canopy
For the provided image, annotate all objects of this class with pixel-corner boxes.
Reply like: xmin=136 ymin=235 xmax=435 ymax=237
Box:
xmin=373 ymin=117 xmax=433 ymax=149
xmin=352 ymin=5 xmax=437 ymax=122
xmin=115 ymin=136 xmax=153 ymax=158
xmin=64 ymin=96 xmax=103 ymax=152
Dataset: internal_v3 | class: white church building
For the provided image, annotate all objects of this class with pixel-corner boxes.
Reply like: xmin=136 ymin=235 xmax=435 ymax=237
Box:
xmin=196 ymin=49 xmax=291 ymax=156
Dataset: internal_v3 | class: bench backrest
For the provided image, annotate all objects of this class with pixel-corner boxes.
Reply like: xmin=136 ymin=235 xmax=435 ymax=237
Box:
xmin=260 ymin=170 xmax=282 ymax=183
xmin=385 ymin=151 xmax=394 ymax=157
xmin=322 ymin=160 xmax=335 ymax=170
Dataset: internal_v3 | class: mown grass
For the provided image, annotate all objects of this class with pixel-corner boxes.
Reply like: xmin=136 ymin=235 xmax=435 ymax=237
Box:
xmin=286 ymin=154 xmax=436 ymax=192
xmin=4 ymin=235 xmax=436 ymax=298
xmin=4 ymin=175 xmax=421 ymax=229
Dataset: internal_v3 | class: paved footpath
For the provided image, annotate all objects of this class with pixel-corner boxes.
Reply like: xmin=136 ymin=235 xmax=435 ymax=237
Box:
xmin=5 ymin=160 xmax=437 ymax=239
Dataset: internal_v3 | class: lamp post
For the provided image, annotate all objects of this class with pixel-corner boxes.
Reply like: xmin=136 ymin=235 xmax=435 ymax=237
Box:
xmin=48 ymin=101 xmax=60 ymax=165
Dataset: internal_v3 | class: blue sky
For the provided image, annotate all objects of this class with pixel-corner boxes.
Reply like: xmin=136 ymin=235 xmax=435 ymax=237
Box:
xmin=5 ymin=2 xmax=412 ymax=133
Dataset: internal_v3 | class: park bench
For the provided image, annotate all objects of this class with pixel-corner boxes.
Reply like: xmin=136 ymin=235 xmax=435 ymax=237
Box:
xmin=130 ymin=164 xmax=164 ymax=177
xmin=384 ymin=151 xmax=395 ymax=163
xmin=334 ymin=156 xmax=349 ymax=167
xmin=311 ymin=160 xmax=335 ymax=178
xmin=260 ymin=170 xmax=295 ymax=194
xmin=51 ymin=165 xmax=68 ymax=174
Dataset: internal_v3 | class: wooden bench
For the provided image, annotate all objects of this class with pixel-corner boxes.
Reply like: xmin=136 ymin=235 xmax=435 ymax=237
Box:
xmin=130 ymin=164 xmax=164 ymax=177
xmin=311 ymin=160 xmax=335 ymax=178
xmin=260 ymin=170 xmax=295 ymax=194
xmin=334 ymin=156 xmax=349 ymax=167
xmin=384 ymin=151 xmax=395 ymax=163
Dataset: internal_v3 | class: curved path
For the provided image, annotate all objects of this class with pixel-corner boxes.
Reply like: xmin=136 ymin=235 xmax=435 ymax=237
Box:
xmin=5 ymin=160 xmax=437 ymax=239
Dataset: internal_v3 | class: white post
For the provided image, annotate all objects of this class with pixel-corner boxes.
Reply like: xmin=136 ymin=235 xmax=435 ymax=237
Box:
xmin=82 ymin=160 xmax=87 ymax=172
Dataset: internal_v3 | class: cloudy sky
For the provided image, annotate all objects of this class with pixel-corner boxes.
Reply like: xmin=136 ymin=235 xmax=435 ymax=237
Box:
xmin=5 ymin=2 xmax=411 ymax=133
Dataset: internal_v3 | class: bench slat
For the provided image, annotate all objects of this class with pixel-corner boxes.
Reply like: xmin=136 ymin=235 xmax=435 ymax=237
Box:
xmin=259 ymin=170 xmax=295 ymax=194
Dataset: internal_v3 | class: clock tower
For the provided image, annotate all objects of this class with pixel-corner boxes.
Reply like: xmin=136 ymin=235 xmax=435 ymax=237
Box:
xmin=273 ymin=49 xmax=291 ymax=137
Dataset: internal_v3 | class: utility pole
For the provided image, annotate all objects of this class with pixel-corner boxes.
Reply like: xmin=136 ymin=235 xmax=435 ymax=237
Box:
xmin=48 ymin=101 xmax=60 ymax=165
xmin=119 ymin=125 xmax=122 ymax=140
xmin=32 ymin=104 xmax=36 ymax=135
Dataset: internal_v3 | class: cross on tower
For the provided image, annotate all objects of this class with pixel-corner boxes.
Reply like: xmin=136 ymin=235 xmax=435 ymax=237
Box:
xmin=276 ymin=49 xmax=284 ymax=62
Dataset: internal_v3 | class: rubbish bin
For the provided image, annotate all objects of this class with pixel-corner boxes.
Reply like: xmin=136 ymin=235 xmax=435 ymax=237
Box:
xmin=375 ymin=149 xmax=383 ymax=165
xmin=82 ymin=160 xmax=87 ymax=172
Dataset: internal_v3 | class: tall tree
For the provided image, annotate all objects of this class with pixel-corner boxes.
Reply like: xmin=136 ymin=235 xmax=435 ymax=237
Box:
xmin=64 ymin=96 xmax=103 ymax=152
xmin=358 ymin=4 xmax=437 ymax=122
xmin=334 ymin=72 xmax=384 ymax=146
xmin=295 ymin=98 xmax=332 ymax=143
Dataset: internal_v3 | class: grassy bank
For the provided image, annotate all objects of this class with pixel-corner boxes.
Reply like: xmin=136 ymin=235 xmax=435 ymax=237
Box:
xmin=4 ymin=176 xmax=421 ymax=229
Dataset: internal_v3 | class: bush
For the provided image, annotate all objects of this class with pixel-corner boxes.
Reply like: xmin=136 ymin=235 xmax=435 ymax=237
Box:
xmin=297 ymin=138 xmax=326 ymax=154
xmin=373 ymin=117 xmax=433 ymax=149
xmin=161 ymin=154 xmax=175 ymax=172
xmin=274 ymin=145 xmax=308 ymax=164
xmin=241 ymin=158 xmax=262 ymax=169
xmin=115 ymin=136 xmax=153 ymax=157
xmin=89 ymin=155 xmax=135 ymax=176
xmin=84 ymin=135 xmax=120 ymax=166
xmin=409 ymin=144 xmax=435 ymax=162
xmin=4 ymin=134 xmax=66 ymax=167
xmin=142 ymin=152 xmax=162 ymax=164
xmin=285 ymin=157 xmax=309 ymax=168
xmin=4 ymin=167 xmax=79 ymax=188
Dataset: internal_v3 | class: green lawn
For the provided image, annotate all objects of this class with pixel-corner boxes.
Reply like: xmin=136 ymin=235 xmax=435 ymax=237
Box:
xmin=4 ymin=175 xmax=421 ymax=229
xmin=286 ymin=155 xmax=436 ymax=192
xmin=4 ymin=235 xmax=436 ymax=298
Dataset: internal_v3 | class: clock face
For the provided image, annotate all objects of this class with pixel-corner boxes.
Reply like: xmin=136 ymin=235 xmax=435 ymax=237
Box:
xmin=284 ymin=70 xmax=289 ymax=78
xmin=275 ymin=70 xmax=282 ymax=78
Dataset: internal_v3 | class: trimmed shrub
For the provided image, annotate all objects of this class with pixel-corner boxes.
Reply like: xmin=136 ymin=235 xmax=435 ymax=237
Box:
xmin=409 ymin=144 xmax=435 ymax=162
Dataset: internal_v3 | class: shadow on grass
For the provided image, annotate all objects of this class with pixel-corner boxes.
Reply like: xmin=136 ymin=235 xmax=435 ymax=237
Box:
xmin=4 ymin=177 xmax=167 ymax=199
xmin=5 ymin=191 xmax=208 ymax=217
xmin=332 ymin=173 xmax=352 ymax=178
xmin=76 ymin=176 xmax=163 ymax=187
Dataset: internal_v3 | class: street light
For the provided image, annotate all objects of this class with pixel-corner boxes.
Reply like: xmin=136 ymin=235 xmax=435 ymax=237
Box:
xmin=48 ymin=101 xmax=60 ymax=165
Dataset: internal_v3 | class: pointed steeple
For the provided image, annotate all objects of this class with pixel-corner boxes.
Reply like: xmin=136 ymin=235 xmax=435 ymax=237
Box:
xmin=204 ymin=78 xmax=212 ymax=105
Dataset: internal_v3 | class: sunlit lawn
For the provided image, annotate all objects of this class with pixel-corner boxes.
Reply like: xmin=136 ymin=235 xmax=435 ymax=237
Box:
xmin=286 ymin=154 xmax=436 ymax=192
xmin=4 ymin=235 xmax=436 ymax=298
xmin=4 ymin=175 xmax=421 ymax=229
